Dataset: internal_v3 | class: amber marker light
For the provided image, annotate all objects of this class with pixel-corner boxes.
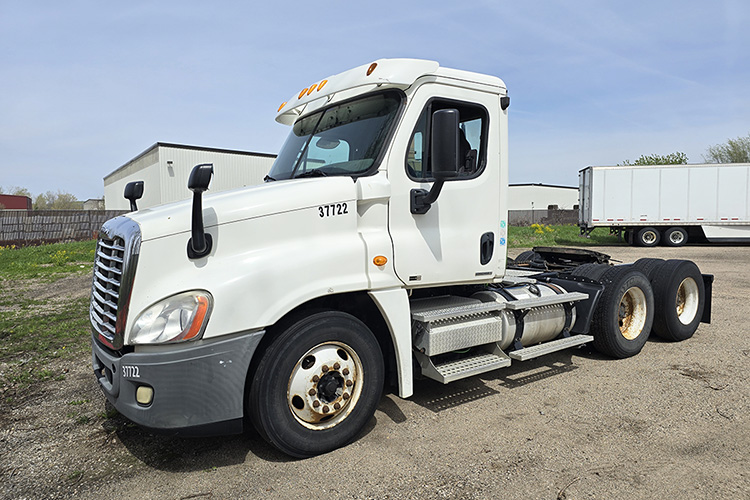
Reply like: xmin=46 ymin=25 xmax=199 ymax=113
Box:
xmin=278 ymin=102 xmax=287 ymax=112
xmin=366 ymin=63 xmax=378 ymax=76
xmin=176 ymin=295 xmax=210 ymax=342
xmin=306 ymin=83 xmax=318 ymax=96
xmin=317 ymin=79 xmax=328 ymax=91
xmin=298 ymin=88 xmax=309 ymax=99
xmin=373 ymin=255 xmax=387 ymax=266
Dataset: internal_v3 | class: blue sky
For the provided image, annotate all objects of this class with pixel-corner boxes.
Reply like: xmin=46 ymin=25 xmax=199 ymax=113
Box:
xmin=1 ymin=0 xmax=748 ymax=200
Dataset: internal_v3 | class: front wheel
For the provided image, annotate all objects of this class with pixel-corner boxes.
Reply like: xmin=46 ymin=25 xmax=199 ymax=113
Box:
xmin=248 ymin=311 xmax=384 ymax=457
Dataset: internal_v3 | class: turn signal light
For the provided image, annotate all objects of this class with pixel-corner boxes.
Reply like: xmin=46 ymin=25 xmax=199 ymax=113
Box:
xmin=373 ymin=255 xmax=387 ymax=266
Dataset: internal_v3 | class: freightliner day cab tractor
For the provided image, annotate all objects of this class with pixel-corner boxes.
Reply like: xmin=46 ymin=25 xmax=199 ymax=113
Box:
xmin=90 ymin=59 xmax=712 ymax=457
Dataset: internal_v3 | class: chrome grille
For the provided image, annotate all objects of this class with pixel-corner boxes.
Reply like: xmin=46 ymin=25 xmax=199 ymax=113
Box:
xmin=90 ymin=236 xmax=125 ymax=345
xmin=90 ymin=216 xmax=141 ymax=350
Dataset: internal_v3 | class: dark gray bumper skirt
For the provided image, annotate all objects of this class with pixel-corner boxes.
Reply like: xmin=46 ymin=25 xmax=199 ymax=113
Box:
xmin=92 ymin=330 xmax=264 ymax=435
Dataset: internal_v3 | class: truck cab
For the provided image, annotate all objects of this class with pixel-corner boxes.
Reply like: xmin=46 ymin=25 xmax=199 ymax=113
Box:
xmin=91 ymin=59 xmax=710 ymax=457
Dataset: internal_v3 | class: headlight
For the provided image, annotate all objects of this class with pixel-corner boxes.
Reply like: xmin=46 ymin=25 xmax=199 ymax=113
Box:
xmin=130 ymin=291 xmax=213 ymax=345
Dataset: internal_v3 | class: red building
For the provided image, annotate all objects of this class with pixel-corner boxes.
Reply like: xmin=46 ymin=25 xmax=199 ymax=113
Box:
xmin=0 ymin=194 xmax=32 ymax=210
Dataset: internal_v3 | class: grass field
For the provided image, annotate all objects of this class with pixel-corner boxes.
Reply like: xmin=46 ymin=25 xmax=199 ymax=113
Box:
xmin=508 ymin=223 xmax=623 ymax=248
xmin=0 ymin=240 xmax=96 ymax=396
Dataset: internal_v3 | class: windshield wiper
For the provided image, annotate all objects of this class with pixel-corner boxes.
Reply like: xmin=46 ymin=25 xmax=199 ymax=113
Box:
xmin=294 ymin=170 xmax=328 ymax=179
xmin=263 ymin=175 xmax=276 ymax=182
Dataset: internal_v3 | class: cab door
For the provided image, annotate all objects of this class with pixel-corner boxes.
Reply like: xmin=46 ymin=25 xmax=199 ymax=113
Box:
xmin=387 ymin=84 xmax=505 ymax=286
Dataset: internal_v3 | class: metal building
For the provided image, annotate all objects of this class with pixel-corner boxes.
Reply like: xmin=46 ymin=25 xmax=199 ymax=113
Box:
xmin=104 ymin=143 xmax=277 ymax=210
xmin=508 ymin=183 xmax=578 ymax=211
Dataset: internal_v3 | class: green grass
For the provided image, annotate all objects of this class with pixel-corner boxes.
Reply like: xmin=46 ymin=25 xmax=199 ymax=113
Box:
xmin=0 ymin=240 xmax=96 ymax=392
xmin=508 ymin=224 xmax=624 ymax=248
xmin=0 ymin=240 xmax=97 ymax=280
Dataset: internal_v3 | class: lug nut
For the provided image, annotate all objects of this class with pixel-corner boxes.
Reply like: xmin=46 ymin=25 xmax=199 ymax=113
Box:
xmin=342 ymin=392 xmax=350 ymax=400
xmin=308 ymin=389 xmax=316 ymax=396
xmin=345 ymin=380 xmax=353 ymax=387
xmin=342 ymin=368 xmax=350 ymax=376
xmin=313 ymin=400 xmax=320 ymax=408
xmin=312 ymin=375 xmax=320 ymax=382
xmin=334 ymin=403 xmax=341 ymax=410
xmin=322 ymin=365 xmax=329 ymax=372
xmin=333 ymin=362 xmax=340 ymax=370
xmin=322 ymin=405 xmax=329 ymax=413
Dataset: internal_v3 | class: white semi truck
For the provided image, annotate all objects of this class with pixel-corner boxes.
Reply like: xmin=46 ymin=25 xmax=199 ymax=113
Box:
xmin=91 ymin=59 xmax=712 ymax=457
xmin=579 ymin=163 xmax=750 ymax=246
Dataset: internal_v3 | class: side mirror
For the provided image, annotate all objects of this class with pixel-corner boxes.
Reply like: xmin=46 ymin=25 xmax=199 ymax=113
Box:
xmin=410 ymin=108 xmax=460 ymax=214
xmin=430 ymin=109 xmax=460 ymax=180
xmin=187 ymin=163 xmax=214 ymax=259
xmin=124 ymin=181 xmax=144 ymax=211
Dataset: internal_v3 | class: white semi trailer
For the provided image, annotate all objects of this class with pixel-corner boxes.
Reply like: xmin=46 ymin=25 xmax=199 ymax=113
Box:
xmin=90 ymin=59 xmax=712 ymax=457
xmin=579 ymin=163 xmax=750 ymax=246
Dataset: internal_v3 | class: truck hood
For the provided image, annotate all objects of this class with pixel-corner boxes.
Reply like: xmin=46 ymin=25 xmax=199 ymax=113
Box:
xmin=127 ymin=177 xmax=358 ymax=241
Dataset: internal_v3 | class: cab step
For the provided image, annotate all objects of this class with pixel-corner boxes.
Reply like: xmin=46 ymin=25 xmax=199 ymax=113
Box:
xmin=508 ymin=334 xmax=593 ymax=361
xmin=415 ymin=348 xmax=511 ymax=384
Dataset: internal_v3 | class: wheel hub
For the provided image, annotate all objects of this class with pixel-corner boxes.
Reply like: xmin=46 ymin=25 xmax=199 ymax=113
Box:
xmin=287 ymin=342 xmax=362 ymax=430
xmin=618 ymin=286 xmax=647 ymax=340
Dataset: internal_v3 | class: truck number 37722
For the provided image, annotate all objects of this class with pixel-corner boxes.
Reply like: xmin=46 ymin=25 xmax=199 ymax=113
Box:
xmin=318 ymin=203 xmax=348 ymax=218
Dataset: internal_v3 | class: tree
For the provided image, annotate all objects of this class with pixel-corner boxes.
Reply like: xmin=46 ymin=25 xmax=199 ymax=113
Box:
xmin=0 ymin=186 xmax=32 ymax=197
xmin=620 ymin=152 xmax=688 ymax=166
xmin=703 ymin=132 xmax=750 ymax=163
xmin=33 ymin=190 xmax=82 ymax=210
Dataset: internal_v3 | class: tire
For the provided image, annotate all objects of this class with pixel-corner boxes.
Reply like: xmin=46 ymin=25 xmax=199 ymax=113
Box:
xmin=591 ymin=266 xmax=654 ymax=358
xmin=514 ymin=250 xmax=538 ymax=265
xmin=631 ymin=258 xmax=665 ymax=281
xmin=570 ymin=262 xmax=611 ymax=281
xmin=663 ymin=227 xmax=688 ymax=247
xmin=636 ymin=227 xmax=660 ymax=247
xmin=248 ymin=311 xmax=384 ymax=457
xmin=650 ymin=260 xmax=705 ymax=341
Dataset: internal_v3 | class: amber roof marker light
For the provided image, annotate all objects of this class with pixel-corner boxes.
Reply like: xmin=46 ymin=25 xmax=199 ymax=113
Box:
xmin=366 ymin=63 xmax=377 ymax=76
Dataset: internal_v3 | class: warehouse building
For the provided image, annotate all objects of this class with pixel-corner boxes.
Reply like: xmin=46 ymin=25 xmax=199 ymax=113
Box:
xmin=508 ymin=183 xmax=578 ymax=211
xmin=104 ymin=143 xmax=276 ymax=210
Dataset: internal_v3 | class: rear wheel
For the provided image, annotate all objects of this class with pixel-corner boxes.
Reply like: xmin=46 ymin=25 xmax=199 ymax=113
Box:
xmin=651 ymin=260 xmax=705 ymax=341
xmin=591 ymin=266 xmax=654 ymax=358
xmin=636 ymin=227 xmax=660 ymax=247
xmin=571 ymin=262 xmax=611 ymax=281
xmin=631 ymin=258 xmax=665 ymax=281
xmin=663 ymin=227 xmax=688 ymax=247
xmin=248 ymin=311 xmax=384 ymax=457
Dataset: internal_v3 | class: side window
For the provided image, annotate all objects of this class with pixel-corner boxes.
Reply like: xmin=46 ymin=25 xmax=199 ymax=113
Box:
xmin=406 ymin=99 xmax=488 ymax=181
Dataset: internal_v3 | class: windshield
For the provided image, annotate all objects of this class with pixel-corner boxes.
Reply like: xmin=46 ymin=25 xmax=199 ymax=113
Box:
xmin=267 ymin=91 xmax=402 ymax=180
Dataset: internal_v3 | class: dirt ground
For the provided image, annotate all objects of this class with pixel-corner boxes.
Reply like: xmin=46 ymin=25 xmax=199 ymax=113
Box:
xmin=1 ymin=245 xmax=748 ymax=500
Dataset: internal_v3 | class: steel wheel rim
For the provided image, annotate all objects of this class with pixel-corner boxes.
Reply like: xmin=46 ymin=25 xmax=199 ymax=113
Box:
xmin=676 ymin=277 xmax=700 ymax=325
xmin=643 ymin=231 xmax=657 ymax=245
xmin=287 ymin=341 xmax=363 ymax=430
xmin=618 ymin=286 xmax=648 ymax=340
xmin=670 ymin=231 xmax=684 ymax=244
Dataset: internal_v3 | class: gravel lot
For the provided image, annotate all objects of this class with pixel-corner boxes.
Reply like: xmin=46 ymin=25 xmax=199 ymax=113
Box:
xmin=2 ymin=245 xmax=748 ymax=500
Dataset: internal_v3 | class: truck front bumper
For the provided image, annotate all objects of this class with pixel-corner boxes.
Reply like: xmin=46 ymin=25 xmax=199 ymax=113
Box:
xmin=91 ymin=330 xmax=264 ymax=436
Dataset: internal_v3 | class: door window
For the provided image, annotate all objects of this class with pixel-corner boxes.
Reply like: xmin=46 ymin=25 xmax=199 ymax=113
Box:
xmin=406 ymin=99 xmax=488 ymax=181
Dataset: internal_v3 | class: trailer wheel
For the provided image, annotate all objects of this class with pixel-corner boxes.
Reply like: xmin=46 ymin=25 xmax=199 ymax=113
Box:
xmin=571 ymin=262 xmax=610 ymax=281
xmin=650 ymin=260 xmax=705 ymax=341
xmin=591 ymin=267 xmax=654 ymax=358
xmin=663 ymin=227 xmax=688 ymax=247
xmin=636 ymin=227 xmax=660 ymax=247
xmin=631 ymin=258 xmax=665 ymax=280
xmin=248 ymin=311 xmax=384 ymax=457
